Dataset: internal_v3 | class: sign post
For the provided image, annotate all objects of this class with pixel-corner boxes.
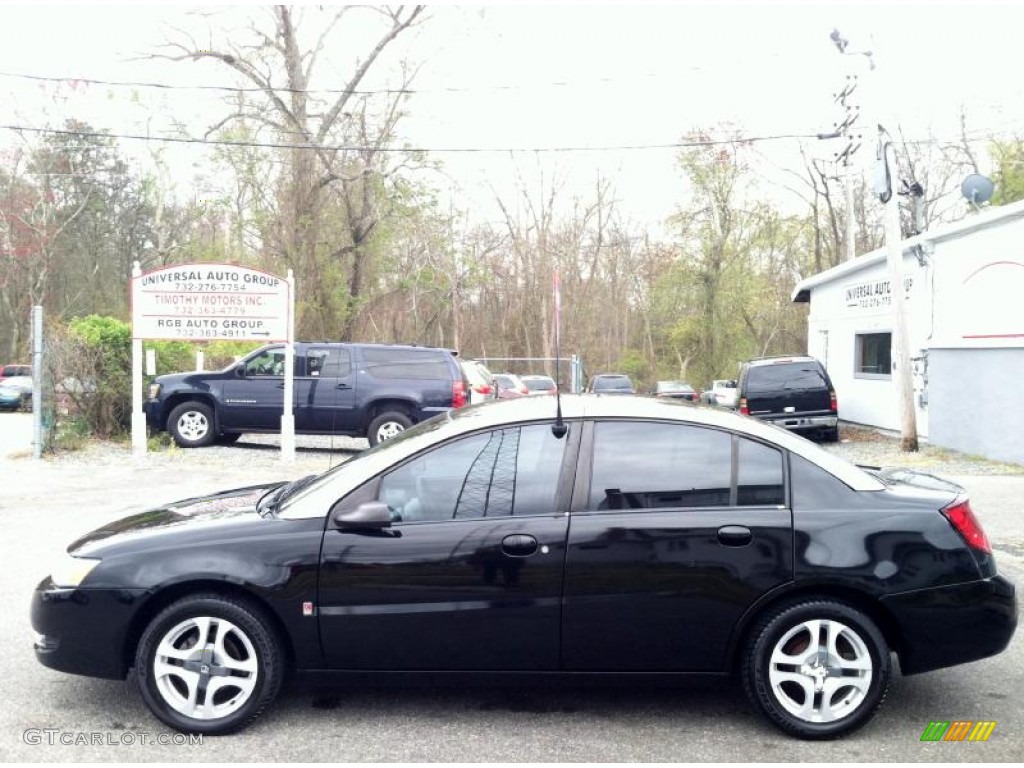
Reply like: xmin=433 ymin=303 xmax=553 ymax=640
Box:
xmin=131 ymin=262 xmax=294 ymax=460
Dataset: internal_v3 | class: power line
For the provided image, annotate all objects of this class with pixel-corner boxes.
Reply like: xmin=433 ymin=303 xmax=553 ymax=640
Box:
xmin=0 ymin=68 xmax=712 ymax=97
xmin=0 ymin=123 xmax=823 ymax=154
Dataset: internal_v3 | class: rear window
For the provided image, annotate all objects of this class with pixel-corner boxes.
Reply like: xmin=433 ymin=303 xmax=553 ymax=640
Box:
xmin=594 ymin=376 xmax=632 ymax=390
xmin=523 ymin=377 xmax=554 ymax=391
xmin=746 ymin=363 xmax=827 ymax=394
xmin=362 ymin=348 xmax=453 ymax=380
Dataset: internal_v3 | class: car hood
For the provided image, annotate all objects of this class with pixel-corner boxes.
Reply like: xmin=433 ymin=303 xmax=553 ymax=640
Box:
xmin=68 ymin=482 xmax=286 ymax=558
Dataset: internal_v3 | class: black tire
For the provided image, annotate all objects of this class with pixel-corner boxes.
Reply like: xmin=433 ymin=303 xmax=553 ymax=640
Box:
xmin=822 ymin=426 xmax=840 ymax=443
xmin=167 ymin=401 xmax=215 ymax=448
xmin=743 ymin=599 xmax=890 ymax=739
xmin=216 ymin=432 xmax=243 ymax=445
xmin=367 ymin=410 xmax=413 ymax=446
xmin=134 ymin=593 xmax=284 ymax=735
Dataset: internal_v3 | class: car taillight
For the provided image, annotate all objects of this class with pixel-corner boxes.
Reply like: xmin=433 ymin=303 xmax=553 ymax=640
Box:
xmin=739 ymin=397 xmax=749 ymax=415
xmin=520 ymin=386 xmax=529 ymax=394
xmin=829 ymin=390 xmax=838 ymax=413
xmin=452 ymin=381 xmax=467 ymax=408
xmin=475 ymin=384 xmax=493 ymax=395
xmin=941 ymin=499 xmax=992 ymax=554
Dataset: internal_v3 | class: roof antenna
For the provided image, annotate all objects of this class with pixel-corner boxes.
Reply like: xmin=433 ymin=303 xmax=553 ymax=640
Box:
xmin=551 ymin=270 xmax=568 ymax=439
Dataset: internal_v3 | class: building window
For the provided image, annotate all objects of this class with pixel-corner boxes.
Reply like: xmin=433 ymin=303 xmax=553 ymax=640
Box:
xmin=855 ymin=332 xmax=892 ymax=378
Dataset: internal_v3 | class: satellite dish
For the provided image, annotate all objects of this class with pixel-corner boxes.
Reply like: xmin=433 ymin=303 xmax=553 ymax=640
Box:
xmin=961 ymin=174 xmax=994 ymax=205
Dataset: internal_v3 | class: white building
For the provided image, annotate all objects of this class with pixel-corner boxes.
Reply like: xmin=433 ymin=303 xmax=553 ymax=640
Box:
xmin=792 ymin=200 xmax=1024 ymax=464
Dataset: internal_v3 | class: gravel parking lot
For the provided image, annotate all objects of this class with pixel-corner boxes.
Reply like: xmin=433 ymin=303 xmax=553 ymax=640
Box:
xmin=1 ymin=412 xmax=1021 ymax=761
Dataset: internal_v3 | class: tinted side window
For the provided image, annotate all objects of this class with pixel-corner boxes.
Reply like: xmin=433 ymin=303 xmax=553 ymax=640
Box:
xmin=746 ymin=363 xmax=827 ymax=393
xmin=737 ymin=438 xmax=785 ymax=506
xmin=589 ymin=422 xmax=732 ymax=509
xmin=362 ymin=347 xmax=452 ymax=380
xmin=379 ymin=425 xmax=567 ymax=522
xmin=307 ymin=347 xmax=351 ymax=377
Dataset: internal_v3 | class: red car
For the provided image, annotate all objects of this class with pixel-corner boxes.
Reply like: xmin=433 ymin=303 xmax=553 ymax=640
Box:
xmin=493 ymin=373 xmax=529 ymax=399
xmin=0 ymin=364 xmax=30 ymax=383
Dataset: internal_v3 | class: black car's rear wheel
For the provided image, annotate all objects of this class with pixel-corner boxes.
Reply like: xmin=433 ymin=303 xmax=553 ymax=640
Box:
xmin=743 ymin=600 xmax=889 ymax=739
xmin=135 ymin=594 xmax=283 ymax=735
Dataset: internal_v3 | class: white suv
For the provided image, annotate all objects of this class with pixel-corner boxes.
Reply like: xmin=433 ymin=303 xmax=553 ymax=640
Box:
xmin=460 ymin=359 xmax=497 ymax=405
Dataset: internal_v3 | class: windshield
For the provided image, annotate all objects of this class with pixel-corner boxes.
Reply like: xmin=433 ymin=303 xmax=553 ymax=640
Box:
xmin=594 ymin=376 xmax=633 ymax=390
xmin=276 ymin=410 xmax=456 ymax=513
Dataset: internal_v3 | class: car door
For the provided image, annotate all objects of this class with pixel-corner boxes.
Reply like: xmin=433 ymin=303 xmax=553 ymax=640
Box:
xmin=561 ymin=420 xmax=793 ymax=673
xmin=220 ymin=346 xmax=307 ymax=430
xmin=297 ymin=346 xmax=357 ymax=432
xmin=318 ymin=422 xmax=578 ymax=670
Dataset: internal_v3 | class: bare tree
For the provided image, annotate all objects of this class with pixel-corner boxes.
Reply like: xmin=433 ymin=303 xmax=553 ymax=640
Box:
xmin=155 ymin=5 xmax=426 ymax=338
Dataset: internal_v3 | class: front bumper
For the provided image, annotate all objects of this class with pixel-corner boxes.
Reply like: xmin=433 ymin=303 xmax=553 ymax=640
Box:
xmin=31 ymin=579 xmax=148 ymax=680
xmin=144 ymin=399 xmax=162 ymax=429
xmin=881 ymin=574 xmax=1017 ymax=675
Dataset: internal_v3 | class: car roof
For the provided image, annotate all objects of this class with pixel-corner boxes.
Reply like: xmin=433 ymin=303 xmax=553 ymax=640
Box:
xmin=744 ymin=356 xmax=819 ymax=368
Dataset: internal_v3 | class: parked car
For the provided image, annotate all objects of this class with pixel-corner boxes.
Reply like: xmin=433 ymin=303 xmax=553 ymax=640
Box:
xmin=460 ymin=359 xmax=496 ymax=405
xmin=736 ymin=356 xmax=838 ymax=442
xmin=652 ymin=380 xmax=697 ymax=401
xmin=31 ymin=396 xmax=1016 ymax=738
xmin=703 ymin=379 xmax=738 ymax=408
xmin=0 ymin=375 xmax=32 ymax=410
xmin=520 ymin=374 xmax=558 ymax=396
xmin=493 ymin=373 xmax=529 ymax=399
xmin=0 ymin=363 xmax=30 ymax=383
xmin=146 ymin=342 xmax=468 ymax=448
xmin=587 ymin=373 xmax=635 ymax=394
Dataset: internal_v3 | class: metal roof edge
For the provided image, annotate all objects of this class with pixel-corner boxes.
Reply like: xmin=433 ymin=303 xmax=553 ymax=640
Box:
xmin=791 ymin=199 xmax=1024 ymax=303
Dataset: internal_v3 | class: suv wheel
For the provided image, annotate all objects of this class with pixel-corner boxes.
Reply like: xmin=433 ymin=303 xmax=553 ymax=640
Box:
xmin=135 ymin=593 xmax=283 ymax=735
xmin=168 ymin=402 xmax=215 ymax=448
xmin=743 ymin=600 xmax=889 ymax=739
xmin=367 ymin=411 xmax=412 ymax=446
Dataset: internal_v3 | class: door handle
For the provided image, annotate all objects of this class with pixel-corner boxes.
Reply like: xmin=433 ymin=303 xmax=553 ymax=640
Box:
xmin=717 ymin=525 xmax=752 ymax=547
xmin=501 ymin=534 xmax=539 ymax=557
xmin=335 ymin=383 xmax=352 ymax=390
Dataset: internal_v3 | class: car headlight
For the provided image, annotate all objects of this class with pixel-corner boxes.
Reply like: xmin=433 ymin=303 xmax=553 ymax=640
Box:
xmin=49 ymin=555 xmax=101 ymax=588
xmin=148 ymin=383 xmax=161 ymax=400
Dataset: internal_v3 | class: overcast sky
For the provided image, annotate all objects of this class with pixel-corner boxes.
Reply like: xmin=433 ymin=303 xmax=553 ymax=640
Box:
xmin=1 ymin=2 xmax=1022 ymax=229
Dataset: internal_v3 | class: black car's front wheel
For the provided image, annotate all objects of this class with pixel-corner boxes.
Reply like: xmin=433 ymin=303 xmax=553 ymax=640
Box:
xmin=135 ymin=594 xmax=284 ymax=735
xmin=743 ymin=600 xmax=890 ymax=739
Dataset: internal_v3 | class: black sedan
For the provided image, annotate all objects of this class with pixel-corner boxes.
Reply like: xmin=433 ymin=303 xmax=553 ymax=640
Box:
xmin=31 ymin=396 xmax=1016 ymax=738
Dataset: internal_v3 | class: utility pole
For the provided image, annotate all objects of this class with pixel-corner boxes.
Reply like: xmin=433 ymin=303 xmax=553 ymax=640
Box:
xmin=832 ymin=27 xmax=918 ymax=451
xmin=878 ymin=128 xmax=919 ymax=451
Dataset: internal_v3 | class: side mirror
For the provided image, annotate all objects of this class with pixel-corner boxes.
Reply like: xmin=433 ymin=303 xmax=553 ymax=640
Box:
xmin=235 ymin=364 xmax=246 ymax=378
xmin=332 ymin=501 xmax=392 ymax=530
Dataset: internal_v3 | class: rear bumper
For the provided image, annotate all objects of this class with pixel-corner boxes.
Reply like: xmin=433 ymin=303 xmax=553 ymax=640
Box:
xmin=881 ymin=574 xmax=1017 ymax=675
xmin=760 ymin=414 xmax=837 ymax=432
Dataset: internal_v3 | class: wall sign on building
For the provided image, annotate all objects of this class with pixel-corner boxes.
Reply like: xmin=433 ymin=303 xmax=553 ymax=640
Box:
xmin=844 ymin=276 xmax=913 ymax=310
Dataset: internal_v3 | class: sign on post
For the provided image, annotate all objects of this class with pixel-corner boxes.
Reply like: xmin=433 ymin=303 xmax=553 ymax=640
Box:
xmin=132 ymin=264 xmax=290 ymax=342
xmin=130 ymin=262 xmax=296 ymax=461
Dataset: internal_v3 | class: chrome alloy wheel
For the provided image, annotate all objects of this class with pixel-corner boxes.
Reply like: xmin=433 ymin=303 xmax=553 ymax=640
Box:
xmin=176 ymin=410 xmax=210 ymax=442
xmin=375 ymin=421 xmax=406 ymax=442
xmin=153 ymin=616 xmax=259 ymax=720
xmin=767 ymin=618 xmax=873 ymax=724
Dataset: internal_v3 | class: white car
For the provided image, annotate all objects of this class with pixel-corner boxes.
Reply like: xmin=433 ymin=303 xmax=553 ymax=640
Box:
xmin=705 ymin=379 xmax=738 ymax=408
xmin=460 ymin=360 xmax=496 ymax=405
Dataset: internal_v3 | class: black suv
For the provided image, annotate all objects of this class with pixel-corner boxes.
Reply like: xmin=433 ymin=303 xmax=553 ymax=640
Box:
xmin=736 ymin=355 xmax=839 ymax=441
xmin=146 ymin=342 xmax=468 ymax=448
